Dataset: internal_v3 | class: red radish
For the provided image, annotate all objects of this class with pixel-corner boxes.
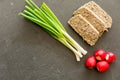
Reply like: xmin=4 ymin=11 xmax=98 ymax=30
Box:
xmin=106 ymin=52 xmax=116 ymax=63
xmin=85 ymin=56 xmax=96 ymax=69
xmin=94 ymin=49 xmax=106 ymax=61
xmin=96 ymin=61 xmax=109 ymax=72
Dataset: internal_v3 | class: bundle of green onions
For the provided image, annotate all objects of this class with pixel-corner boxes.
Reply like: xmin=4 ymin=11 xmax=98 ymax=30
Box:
xmin=19 ymin=0 xmax=87 ymax=61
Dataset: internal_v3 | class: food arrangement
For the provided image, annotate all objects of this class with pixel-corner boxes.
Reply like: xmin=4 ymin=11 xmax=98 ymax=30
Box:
xmin=68 ymin=1 xmax=112 ymax=46
xmin=85 ymin=49 xmax=116 ymax=72
xmin=19 ymin=0 xmax=116 ymax=73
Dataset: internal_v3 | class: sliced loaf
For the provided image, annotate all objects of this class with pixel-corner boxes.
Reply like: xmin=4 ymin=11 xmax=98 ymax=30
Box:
xmin=68 ymin=1 xmax=112 ymax=46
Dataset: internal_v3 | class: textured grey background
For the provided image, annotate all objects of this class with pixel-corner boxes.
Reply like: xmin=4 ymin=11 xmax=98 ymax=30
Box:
xmin=0 ymin=0 xmax=120 ymax=80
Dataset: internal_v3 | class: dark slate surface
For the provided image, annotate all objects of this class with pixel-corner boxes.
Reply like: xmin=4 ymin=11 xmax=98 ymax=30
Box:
xmin=0 ymin=0 xmax=120 ymax=80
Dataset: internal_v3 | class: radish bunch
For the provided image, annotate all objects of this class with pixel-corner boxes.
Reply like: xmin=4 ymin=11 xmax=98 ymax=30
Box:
xmin=85 ymin=49 xmax=116 ymax=72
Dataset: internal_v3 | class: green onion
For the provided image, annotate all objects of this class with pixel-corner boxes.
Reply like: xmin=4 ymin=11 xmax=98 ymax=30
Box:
xmin=19 ymin=0 xmax=87 ymax=61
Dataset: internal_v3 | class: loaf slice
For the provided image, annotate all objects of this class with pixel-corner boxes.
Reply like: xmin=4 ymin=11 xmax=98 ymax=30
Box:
xmin=73 ymin=7 xmax=106 ymax=36
xmin=83 ymin=1 xmax=112 ymax=29
xmin=68 ymin=14 xmax=99 ymax=46
xmin=73 ymin=1 xmax=112 ymax=30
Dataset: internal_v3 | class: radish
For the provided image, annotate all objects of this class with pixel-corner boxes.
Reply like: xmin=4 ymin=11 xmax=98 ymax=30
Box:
xmin=106 ymin=52 xmax=116 ymax=63
xmin=96 ymin=61 xmax=109 ymax=72
xmin=85 ymin=56 xmax=96 ymax=69
xmin=94 ymin=49 xmax=106 ymax=61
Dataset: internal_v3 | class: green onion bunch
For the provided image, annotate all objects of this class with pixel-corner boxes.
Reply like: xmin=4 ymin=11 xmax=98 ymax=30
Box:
xmin=19 ymin=0 xmax=87 ymax=61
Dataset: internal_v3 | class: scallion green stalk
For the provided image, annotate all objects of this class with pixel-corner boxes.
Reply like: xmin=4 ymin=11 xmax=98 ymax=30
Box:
xmin=19 ymin=0 xmax=87 ymax=61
